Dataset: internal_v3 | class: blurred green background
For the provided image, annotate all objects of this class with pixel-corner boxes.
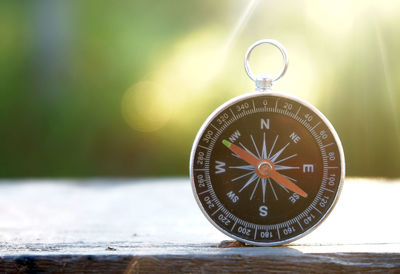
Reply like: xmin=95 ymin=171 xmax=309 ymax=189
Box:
xmin=1 ymin=0 xmax=399 ymax=178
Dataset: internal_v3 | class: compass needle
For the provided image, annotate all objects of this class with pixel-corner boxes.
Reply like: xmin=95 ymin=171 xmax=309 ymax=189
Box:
xmin=190 ymin=39 xmax=344 ymax=246
xmin=223 ymin=139 xmax=260 ymax=167
xmin=270 ymin=170 xmax=308 ymax=198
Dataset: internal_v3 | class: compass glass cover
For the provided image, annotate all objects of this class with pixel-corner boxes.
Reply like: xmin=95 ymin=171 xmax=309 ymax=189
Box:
xmin=191 ymin=93 xmax=344 ymax=245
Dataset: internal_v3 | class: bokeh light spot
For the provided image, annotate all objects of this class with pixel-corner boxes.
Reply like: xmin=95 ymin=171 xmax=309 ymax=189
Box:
xmin=122 ymin=81 xmax=173 ymax=132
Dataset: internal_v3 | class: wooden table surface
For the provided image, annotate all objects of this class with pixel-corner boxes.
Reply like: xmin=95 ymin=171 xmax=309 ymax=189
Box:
xmin=0 ymin=178 xmax=399 ymax=273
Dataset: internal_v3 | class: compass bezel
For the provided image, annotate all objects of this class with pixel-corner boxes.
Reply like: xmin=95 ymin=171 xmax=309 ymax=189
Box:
xmin=189 ymin=91 xmax=345 ymax=246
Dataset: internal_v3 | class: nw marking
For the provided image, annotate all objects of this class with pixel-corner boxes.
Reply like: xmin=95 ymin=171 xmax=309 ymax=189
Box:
xmin=228 ymin=130 xmax=241 ymax=143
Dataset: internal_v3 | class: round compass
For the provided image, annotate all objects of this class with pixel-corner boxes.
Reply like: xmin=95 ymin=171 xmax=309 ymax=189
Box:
xmin=189 ymin=40 xmax=345 ymax=246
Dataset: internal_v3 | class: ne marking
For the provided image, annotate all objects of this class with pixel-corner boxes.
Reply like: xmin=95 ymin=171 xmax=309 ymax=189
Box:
xmin=254 ymin=227 xmax=258 ymax=240
xmin=194 ymin=169 xmax=207 ymax=171
xmin=252 ymin=100 xmax=256 ymax=111
xmin=199 ymin=189 xmax=211 ymax=195
xmin=277 ymin=228 xmax=281 ymax=239
xmin=311 ymin=121 xmax=321 ymax=131
xmin=275 ymin=100 xmax=279 ymax=110
xmin=327 ymin=166 xmax=339 ymax=169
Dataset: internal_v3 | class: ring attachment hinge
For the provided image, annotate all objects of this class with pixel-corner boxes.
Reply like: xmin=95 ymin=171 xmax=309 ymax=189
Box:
xmin=244 ymin=39 xmax=289 ymax=92
xmin=255 ymin=73 xmax=273 ymax=92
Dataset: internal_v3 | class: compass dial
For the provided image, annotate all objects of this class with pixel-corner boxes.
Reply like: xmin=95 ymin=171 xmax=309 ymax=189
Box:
xmin=190 ymin=92 xmax=344 ymax=246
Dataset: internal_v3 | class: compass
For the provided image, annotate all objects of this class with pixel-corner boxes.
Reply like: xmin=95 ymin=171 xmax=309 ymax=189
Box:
xmin=190 ymin=40 xmax=345 ymax=246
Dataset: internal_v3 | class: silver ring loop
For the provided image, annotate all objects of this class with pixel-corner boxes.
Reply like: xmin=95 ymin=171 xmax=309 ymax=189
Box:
xmin=244 ymin=39 xmax=288 ymax=83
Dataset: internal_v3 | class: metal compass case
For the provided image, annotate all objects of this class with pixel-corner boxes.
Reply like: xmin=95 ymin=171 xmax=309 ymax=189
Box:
xmin=190 ymin=40 xmax=345 ymax=246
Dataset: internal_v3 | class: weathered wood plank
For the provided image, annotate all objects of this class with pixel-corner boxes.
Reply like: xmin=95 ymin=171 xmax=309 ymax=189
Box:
xmin=1 ymin=253 xmax=400 ymax=273
xmin=0 ymin=178 xmax=399 ymax=272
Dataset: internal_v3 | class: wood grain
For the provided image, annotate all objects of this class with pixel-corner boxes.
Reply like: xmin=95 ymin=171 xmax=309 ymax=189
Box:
xmin=0 ymin=178 xmax=399 ymax=272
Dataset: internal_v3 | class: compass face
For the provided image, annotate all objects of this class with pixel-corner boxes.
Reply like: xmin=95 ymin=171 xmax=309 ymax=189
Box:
xmin=190 ymin=92 xmax=345 ymax=246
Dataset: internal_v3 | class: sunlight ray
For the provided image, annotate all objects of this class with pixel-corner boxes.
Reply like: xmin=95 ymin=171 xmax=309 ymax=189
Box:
xmin=375 ymin=22 xmax=400 ymax=152
xmin=221 ymin=0 xmax=260 ymax=54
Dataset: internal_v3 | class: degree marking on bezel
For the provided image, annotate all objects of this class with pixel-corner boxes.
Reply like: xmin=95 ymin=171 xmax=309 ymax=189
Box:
xmin=295 ymin=106 xmax=301 ymax=117
xmin=229 ymin=108 xmax=236 ymax=119
xmin=211 ymin=124 xmax=219 ymax=131
xmin=297 ymin=219 xmax=304 ymax=231
xmin=198 ymin=145 xmax=210 ymax=151
xmin=311 ymin=121 xmax=321 ymax=131
xmin=199 ymin=189 xmax=211 ymax=195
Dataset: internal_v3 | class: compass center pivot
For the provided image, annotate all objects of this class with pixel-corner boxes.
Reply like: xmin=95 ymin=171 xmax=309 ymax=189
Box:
xmin=257 ymin=161 xmax=273 ymax=178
